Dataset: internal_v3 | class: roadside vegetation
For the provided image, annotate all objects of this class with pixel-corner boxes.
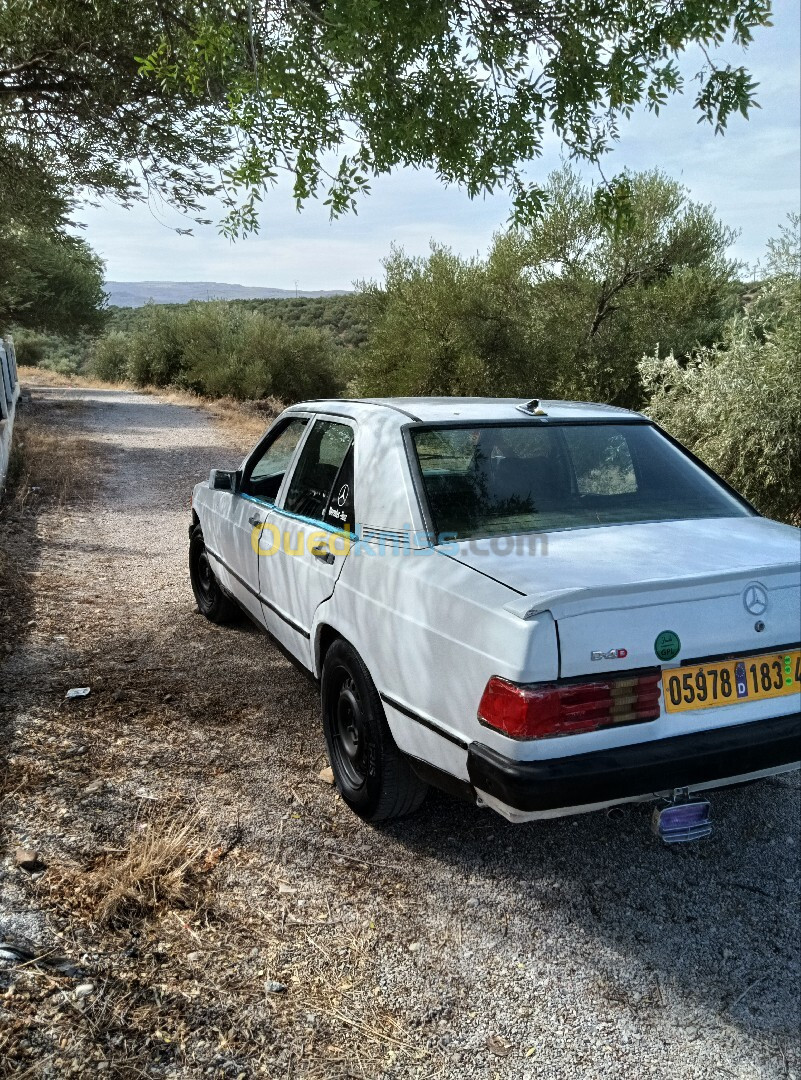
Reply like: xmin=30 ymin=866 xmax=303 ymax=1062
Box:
xmin=3 ymin=408 xmax=98 ymax=510
xmin=89 ymin=301 xmax=343 ymax=401
xmin=642 ymin=215 xmax=801 ymax=525
xmin=356 ymin=167 xmax=741 ymax=409
xmin=16 ymin=170 xmax=799 ymax=525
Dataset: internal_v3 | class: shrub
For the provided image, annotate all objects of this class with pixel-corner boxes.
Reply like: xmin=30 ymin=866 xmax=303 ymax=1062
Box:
xmin=87 ymin=300 xmax=343 ymax=403
xmin=640 ymin=216 xmax=800 ymax=524
xmin=270 ymin=326 xmax=342 ymax=401
xmin=89 ymin=331 xmax=132 ymax=381
xmin=10 ymin=328 xmax=93 ymax=373
xmin=356 ymin=166 xmax=738 ymax=406
xmin=11 ymin=331 xmax=48 ymax=366
xmin=176 ymin=302 xmax=275 ymax=398
xmin=127 ymin=305 xmax=184 ymax=386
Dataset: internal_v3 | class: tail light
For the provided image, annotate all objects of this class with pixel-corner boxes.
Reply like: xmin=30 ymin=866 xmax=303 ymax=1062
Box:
xmin=477 ymin=672 xmax=661 ymax=739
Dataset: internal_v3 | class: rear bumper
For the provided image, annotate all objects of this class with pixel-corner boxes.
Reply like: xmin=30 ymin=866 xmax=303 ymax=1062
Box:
xmin=467 ymin=712 xmax=801 ymax=813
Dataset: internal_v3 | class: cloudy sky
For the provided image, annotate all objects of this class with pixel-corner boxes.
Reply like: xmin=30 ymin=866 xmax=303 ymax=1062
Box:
xmin=80 ymin=4 xmax=800 ymax=290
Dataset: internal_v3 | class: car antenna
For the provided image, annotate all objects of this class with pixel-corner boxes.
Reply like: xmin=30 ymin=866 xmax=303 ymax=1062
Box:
xmin=516 ymin=398 xmax=548 ymax=416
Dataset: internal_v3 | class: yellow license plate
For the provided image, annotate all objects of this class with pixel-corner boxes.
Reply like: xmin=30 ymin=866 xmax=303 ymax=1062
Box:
xmin=663 ymin=649 xmax=801 ymax=714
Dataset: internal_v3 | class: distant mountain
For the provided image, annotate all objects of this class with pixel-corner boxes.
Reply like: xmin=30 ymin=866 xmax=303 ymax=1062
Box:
xmin=105 ymin=281 xmax=350 ymax=308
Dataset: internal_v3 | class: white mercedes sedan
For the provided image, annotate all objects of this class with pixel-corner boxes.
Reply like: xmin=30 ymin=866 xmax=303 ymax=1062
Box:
xmin=189 ymin=398 xmax=800 ymax=840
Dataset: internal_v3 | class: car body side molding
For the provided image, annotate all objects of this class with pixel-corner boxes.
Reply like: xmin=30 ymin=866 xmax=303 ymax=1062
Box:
xmin=205 ymin=546 xmax=311 ymax=639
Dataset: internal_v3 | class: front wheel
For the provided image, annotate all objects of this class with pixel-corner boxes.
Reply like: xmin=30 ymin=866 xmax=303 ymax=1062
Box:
xmin=189 ymin=524 xmax=238 ymax=624
xmin=321 ymin=640 xmax=428 ymax=821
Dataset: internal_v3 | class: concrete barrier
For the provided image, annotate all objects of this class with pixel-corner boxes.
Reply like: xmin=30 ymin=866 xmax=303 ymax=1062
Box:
xmin=0 ymin=337 xmax=21 ymax=497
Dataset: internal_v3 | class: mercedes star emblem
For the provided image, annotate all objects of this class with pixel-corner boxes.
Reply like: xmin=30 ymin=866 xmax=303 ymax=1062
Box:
xmin=743 ymin=582 xmax=768 ymax=616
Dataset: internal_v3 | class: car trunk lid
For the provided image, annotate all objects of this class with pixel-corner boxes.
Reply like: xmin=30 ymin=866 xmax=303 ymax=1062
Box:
xmin=446 ymin=517 xmax=801 ymax=678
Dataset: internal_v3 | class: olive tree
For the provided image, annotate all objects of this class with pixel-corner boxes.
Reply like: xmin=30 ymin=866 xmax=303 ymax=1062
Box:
xmin=357 ymin=167 xmax=739 ymax=406
xmin=0 ymin=0 xmax=772 ymax=233
xmin=641 ymin=215 xmax=801 ymax=524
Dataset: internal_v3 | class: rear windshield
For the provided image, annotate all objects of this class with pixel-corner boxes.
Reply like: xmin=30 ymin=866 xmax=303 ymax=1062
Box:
xmin=411 ymin=422 xmax=751 ymax=540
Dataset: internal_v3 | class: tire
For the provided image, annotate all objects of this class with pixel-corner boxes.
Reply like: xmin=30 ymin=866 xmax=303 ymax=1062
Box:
xmin=321 ymin=639 xmax=429 ymax=822
xmin=189 ymin=524 xmax=238 ymax=624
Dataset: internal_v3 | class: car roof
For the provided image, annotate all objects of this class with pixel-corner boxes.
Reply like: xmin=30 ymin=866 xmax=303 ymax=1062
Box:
xmin=292 ymin=396 xmax=642 ymax=424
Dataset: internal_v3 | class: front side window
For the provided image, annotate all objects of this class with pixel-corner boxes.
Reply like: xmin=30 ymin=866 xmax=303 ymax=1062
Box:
xmin=412 ymin=422 xmax=751 ymax=540
xmin=283 ymin=420 xmax=354 ymax=527
xmin=244 ymin=417 xmax=309 ymax=501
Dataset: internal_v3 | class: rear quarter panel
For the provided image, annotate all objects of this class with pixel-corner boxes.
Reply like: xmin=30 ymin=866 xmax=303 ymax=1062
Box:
xmin=312 ymin=545 xmax=560 ymax=778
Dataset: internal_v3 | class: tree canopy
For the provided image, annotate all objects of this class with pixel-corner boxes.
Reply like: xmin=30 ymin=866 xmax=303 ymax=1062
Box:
xmin=357 ymin=166 xmax=739 ymax=407
xmin=0 ymin=0 xmax=772 ymax=233
xmin=0 ymin=227 xmax=107 ymax=336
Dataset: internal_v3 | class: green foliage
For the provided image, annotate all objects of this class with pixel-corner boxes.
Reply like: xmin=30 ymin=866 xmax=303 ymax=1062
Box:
xmin=12 ymin=330 xmax=47 ymax=367
xmin=12 ymin=328 xmax=93 ymax=375
xmin=235 ymin=295 xmax=367 ymax=349
xmin=357 ymin=167 xmax=739 ymax=407
xmin=0 ymin=0 xmax=771 ymax=233
xmin=125 ymin=306 xmax=185 ymax=387
xmin=0 ymin=1 xmax=235 ymax=231
xmin=177 ymin=0 xmax=770 ymax=235
xmin=641 ymin=216 xmax=801 ymax=525
xmin=90 ymin=302 xmax=342 ymax=402
xmin=0 ymin=228 xmax=107 ymax=337
xmin=357 ymin=241 xmax=535 ymax=397
xmin=89 ymin=332 xmax=134 ymax=382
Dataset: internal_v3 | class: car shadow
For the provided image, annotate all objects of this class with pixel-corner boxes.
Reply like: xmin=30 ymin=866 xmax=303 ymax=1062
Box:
xmin=380 ymin=771 xmax=801 ymax=1038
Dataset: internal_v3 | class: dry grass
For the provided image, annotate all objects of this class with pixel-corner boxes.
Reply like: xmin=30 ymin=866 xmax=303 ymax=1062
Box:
xmin=3 ymin=413 xmax=97 ymax=509
xmin=88 ymin=812 xmax=213 ymax=927
xmin=151 ymin=387 xmax=282 ymax=446
xmin=17 ymin=366 xmax=280 ymax=449
xmin=39 ymin=808 xmax=221 ymax=930
xmin=207 ymin=396 xmax=282 ymax=447
xmin=16 ymin=366 xmax=127 ymax=391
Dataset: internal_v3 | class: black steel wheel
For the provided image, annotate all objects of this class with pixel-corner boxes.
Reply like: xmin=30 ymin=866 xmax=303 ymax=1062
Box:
xmin=321 ymin=639 xmax=428 ymax=821
xmin=189 ymin=524 xmax=238 ymax=624
xmin=329 ymin=668 xmax=371 ymax=791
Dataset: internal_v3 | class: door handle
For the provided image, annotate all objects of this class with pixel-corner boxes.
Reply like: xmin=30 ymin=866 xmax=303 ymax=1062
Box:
xmin=248 ymin=514 xmax=263 ymax=526
xmin=311 ymin=544 xmax=335 ymax=565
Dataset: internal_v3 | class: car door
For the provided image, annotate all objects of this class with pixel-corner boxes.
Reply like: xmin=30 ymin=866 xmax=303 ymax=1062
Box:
xmin=207 ymin=415 xmax=309 ymax=624
xmin=257 ymin=417 xmax=356 ymax=662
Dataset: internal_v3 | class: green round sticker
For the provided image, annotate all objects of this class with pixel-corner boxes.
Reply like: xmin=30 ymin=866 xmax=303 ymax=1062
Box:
xmin=655 ymin=630 xmax=681 ymax=661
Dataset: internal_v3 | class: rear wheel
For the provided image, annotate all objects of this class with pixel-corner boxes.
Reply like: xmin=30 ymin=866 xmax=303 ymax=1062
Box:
xmin=321 ymin=639 xmax=428 ymax=821
xmin=189 ymin=524 xmax=238 ymax=624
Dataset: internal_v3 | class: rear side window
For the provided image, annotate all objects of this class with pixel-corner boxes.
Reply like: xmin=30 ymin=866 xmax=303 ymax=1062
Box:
xmin=322 ymin=446 xmax=354 ymax=531
xmin=412 ymin=422 xmax=751 ymax=540
xmin=283 ymin=420 xmax=354 ymax=527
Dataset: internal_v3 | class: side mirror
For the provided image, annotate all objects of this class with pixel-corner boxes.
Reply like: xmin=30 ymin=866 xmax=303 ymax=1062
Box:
xmin=209 ymin=468 xmax=240 ymax=492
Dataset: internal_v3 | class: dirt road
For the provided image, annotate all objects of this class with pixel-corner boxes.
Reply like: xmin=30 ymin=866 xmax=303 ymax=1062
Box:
xmin=1 ymin=386 xmax=799 ymax=1079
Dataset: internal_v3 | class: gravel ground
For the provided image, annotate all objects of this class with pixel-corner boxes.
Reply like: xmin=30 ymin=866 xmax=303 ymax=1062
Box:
xmin=0 ymin=386 xmax=799 ymax=1079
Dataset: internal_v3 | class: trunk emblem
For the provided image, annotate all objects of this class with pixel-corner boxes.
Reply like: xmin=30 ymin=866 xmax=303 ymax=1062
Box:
xmin=743 ymin=582 xmax=768 ymax=616
xmin=591 ymin=648 xmax=628 ymax=661
xmin=654 ymin=630 xmax=681 ymax=661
